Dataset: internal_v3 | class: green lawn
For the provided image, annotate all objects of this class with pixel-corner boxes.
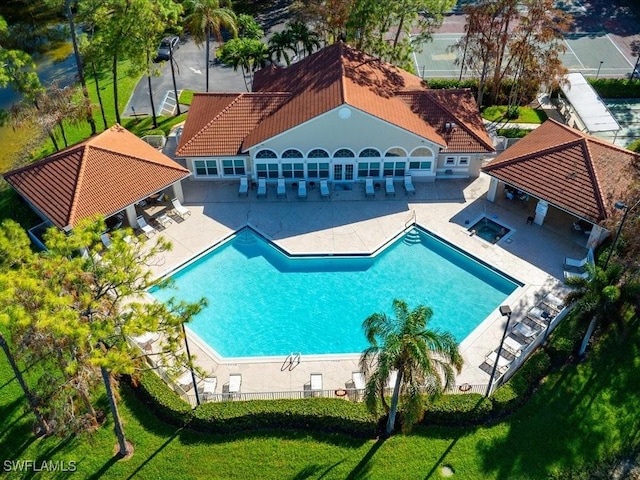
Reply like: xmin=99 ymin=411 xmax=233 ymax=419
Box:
xmin=1 ymin=318 xmax=638 ymax=479
xmin=482 ymin=106 xmax=548 ymax=124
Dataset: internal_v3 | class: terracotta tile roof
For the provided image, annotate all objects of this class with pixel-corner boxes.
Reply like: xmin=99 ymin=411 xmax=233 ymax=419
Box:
xmin=3 ymin=125 xmax=191 ymax=229
xmin=178 ymin=43 xmax=493 ymax=156
xmin=482 ymin=120 xmax=640 ymax=222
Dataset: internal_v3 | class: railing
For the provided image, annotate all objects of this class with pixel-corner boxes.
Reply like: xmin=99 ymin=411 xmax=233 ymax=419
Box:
xmin=405 ymin=209 xmax=416 ymax=231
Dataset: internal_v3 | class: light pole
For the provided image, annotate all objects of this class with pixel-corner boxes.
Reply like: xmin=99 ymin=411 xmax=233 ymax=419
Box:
xmin=604 ymin=199 xmax=640 ymax=268
xmin=182 ymin=324 xmax=201 ymax=407
xmin=596 ymin=61 xmax=604 ymax=79
xmin=485 ymin=305 xmax=512 ymax=397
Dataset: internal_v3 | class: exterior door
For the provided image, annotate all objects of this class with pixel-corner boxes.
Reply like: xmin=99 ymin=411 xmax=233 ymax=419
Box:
xmin=333 ymin=163 xmax=354 ymax=181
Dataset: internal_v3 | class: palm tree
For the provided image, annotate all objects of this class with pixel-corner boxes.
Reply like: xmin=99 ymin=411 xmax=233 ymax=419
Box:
xmin=288 ymin=21 xmax=321 ymax=58
xmin=565 ymin=262 xmax=640 ymax=356
xmin=360 ymin=299 xmax=463 ymax=436
xmin=218 ymin=38 xmax=269 ymax=91
xmin=185 ymin=0 xmax=238 ymax=92
xmin=268 ymin=30 xmax=297 ymax=66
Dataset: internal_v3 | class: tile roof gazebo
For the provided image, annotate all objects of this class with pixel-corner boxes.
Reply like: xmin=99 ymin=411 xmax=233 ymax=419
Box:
xmin=482 ymin=119 xmax=640 ymax=248
xmin=3 ymin=124 xmax=191 ymax=234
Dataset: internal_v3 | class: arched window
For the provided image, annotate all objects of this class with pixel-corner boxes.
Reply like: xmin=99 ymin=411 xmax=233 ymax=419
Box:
xmin=334 ymin=148 xmax=355 ymax=158
xmin=385 ymin=147 xmax=407 ymax=157
xmin=359 ymin=148 xmax=381 ymax=157
xmin=308 ymin=149 xmax=329 ymax=158
xmin=409 ymin=147 xmax=434 ymax=171
xmin=410 ymin=147 xmax=433 ymax=157
xmin=282 ymin=149 xmax=303 ymax=158
xmin=256 ymin=149 xmax=277 ymax=159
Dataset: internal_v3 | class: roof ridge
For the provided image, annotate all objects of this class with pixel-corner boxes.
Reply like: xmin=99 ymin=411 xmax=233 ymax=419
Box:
xmin=67 ymin=143 xmax=91 ymax=228
xmin=548 ymin=118 xmax=640 ymax=157
xmin=582 ymin=138 xmax=611 ymax=217
xmin=339 ymin=42 xmax=347 ymax=104
xmin=88 ymin=145 xmax=189 ymax=172
xmin=484 ymin=137 xmax=585 ymax=170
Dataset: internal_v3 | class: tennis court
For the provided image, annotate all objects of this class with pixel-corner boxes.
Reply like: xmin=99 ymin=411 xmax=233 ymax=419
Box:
xmin=414 ymin=33 xmax=634 ymax=79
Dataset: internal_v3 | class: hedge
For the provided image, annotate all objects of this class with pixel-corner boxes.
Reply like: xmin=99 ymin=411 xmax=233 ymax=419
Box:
xmin=422 ymin=393 xmax=492 ymax=426
xmin=134 ymin=371 xmax=193 ymax=426
xmin=588 ymin=78 xmax=640 ymax=98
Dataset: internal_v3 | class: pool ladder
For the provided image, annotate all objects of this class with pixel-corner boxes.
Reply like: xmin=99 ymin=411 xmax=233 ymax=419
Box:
xmin=281 ymin=352 xmax=301 ymax=371
xmin=403 ymin=228 xmax=421 ymax=245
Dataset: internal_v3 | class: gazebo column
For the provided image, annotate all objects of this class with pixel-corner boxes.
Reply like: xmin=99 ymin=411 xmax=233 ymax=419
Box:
xmin=124 ymin=205 xmax=138 ymax=227
xmin=170 ymin=181 xmax=184 ymax=203
xmin=534 ymin=200 xmax=548 ymax=226
xmin=487 ymin=177 xmax=499 ymax=202
xmin=587 ymin=224 xmax=607 ymax=249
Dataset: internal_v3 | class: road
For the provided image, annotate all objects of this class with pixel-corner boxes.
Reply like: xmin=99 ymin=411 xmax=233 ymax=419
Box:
xmin=124 ymin=36 xmax=246 ymax=118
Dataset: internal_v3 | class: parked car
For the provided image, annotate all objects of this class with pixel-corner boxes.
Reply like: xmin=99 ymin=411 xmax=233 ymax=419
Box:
xmin=155 ymin=36 xmax=179 ymax=62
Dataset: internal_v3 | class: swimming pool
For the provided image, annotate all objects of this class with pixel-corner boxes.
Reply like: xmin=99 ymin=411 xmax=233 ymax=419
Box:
xmin=150 ymin=227 xmax=520 ymax=358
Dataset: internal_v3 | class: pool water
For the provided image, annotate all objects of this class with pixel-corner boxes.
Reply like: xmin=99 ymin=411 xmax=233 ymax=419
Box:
xmin=468 ymin=217 xmax=511 ymax=244
xmin=151 ymin=227 xmax=519 ymax=358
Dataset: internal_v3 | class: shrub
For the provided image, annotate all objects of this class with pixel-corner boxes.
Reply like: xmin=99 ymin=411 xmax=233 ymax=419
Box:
xmin=133 ymin=371 xmax=193 ymax=426
xmin=422 ymin=393 xmax=492 ymax=426
xmin=425 ymin=78 xmax=479 ymax=90
xmin=490 ymin=383 xmax=519 ymax=416
xmin=588 ymin=78 xmax=640 ymax=98
xmin=627 ymin=138 xmax=640 ymax=152
xmin=496 ymin=128 xmax=531 ymax=138
xmin=191 ymin=398 xmax=377 ymax=438
xmin=508 ymin=350 xmax=551 ymax=398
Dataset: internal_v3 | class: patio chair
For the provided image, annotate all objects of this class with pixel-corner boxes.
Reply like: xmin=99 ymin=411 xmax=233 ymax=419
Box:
xmin=257 ymin=178 xmax=267 ymax=198
xmin=563 ymin=256 xmax=588 ymax=270
xmin=175 ymin=370 xmax=194 ymax=392
xmin=277 ymin=177 xmax=286 ymax=198
xmin=542 ymin=293 xmax=564 ymax=312
xmin=365 ymin=177 xmax=375 ymax=198
xmin=100 ymin=233 xmax=112 ymax=249
xmin=298 ymin=180 xmax=307 ymax=199
xmin=404 ymin=174 xmax=415 ymax=195
xmin=503 ymin=336 xmax=524 ymax=357
xmin=485 ymin=350 xmax=511 ymax=374
xmin=171 ymin=198 xmax=191 ymax=219
xmin=228 ymin=373 xmax=242 ymax=393
xmin=352 ymin=371 xmax=365 ymax=390
xmin=385 ymin=176 xmax=395 ymax=197
xmin=320 ymin=179 xmax=330 ymax=198
xmin=136 ymin=216 xmax=157 ymax=238
xmin=564 ymin=270 xmax=590 ymax=280
xmin=310 ymin=373 xmax=323 ymax=396
xmin=527 ymin=305 xmax=553 ymax=327
xmin=512 ymin=321 xmax=539 ymax=338
xmin=238 ymin=176 xmax=249 ymax=197
xmin=386 ymin=370 xmax=398 ymax=390
xmin=202 ymin=376 xmax=217 ymax=401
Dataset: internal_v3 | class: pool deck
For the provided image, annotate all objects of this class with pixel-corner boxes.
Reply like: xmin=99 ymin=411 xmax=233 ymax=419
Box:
xmin=142 ymin=172 xmax=586 ymax=398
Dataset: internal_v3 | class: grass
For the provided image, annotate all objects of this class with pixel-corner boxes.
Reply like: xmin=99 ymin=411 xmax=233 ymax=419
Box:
xmin=1 ymin=317 xmax=638 ymax=479
xmin=482 ymin=106 xmax=548 ymax=123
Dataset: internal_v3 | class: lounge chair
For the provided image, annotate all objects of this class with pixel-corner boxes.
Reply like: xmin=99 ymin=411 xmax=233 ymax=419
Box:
xmin=228 ymin=373 xmax=242 ymax=393
xmin=298 ymin=180 xmax=307 ymax=199
xmin=176 ymin=370 xmax=194 ymax=391
xmin=171 ymin=198 xmax=191 ymax=219
xmin=527 ymin=305 xmax=553 ymax=327
xmin=385 ymin=176 xmax=395 ymax=197
xmin=202 ymin=376 xmax=217 ymax=401
xmin=542 ymin=293 xmax=564 ymax=312
xmin=277 ymin=177 xmax=286 ymax=198
xmin=100 ymin=233 xmax=112 ymax=249
xmin=386 ymin=370 xmax=398 ymax=390
xmin=136 ymin=216 xmax=157 ymax=238
xmin=564 ymin=270 xmax=590 ymax=280
xmin=513 ymin=321 xmax=539 ymax=338
xmin=257 ymin=178 xmax=266 ymax=198
xmin=320 ymin=179 xmax=330 ymax=198
xmin=352 ymin=371 xmax=365 ymax=390
xmin=485 ymin=351 xmax=511 ymax=374
xmin=365 ymin=177 xmax=375 ymax=198
xmin=238 ymin=176 xmax=249 ymax=197
xmin=564 ymin=256 xmax=588 ymax=270
xmin=310 ymin=373 xmax=322 ymax=392
xmin=503 ymin=336 xmax=524 ymax=357
xmin=404 ymin=174 xmax=415 ymax=195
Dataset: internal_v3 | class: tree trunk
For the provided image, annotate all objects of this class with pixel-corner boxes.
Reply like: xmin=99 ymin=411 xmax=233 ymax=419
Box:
xmin=146 ymin=51 xmax=158 ymax=128
xmin=65 ymin=0 xmax=96 ymax=135
xmin=0 ymin=333 xmax=50 ymax=436
xmin=101 ymin=367 xmax=131 ymax=457
xmin=91 ymin=62 xmax=108 ymax=130
xmin=58 ymin=122 xmax=68 ymax=147
xmin=112 ymin=55 xmax=121 ymax=125
xmin=392 ymin=14 xmax=405 ymax=50
xmin=205 ymin=26 xmax=210 ymax=93
xmin=169 ymin=46 xmax=181 ymax=116
xmin=385 ymin=370 xmax=402 ymax=436
xmin=48 ymin=130 xmax=60 ymax=151
xmin=579 ymin=317 xmax=598 ymax=356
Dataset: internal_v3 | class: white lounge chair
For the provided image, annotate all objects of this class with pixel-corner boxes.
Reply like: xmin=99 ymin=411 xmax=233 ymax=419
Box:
xmin=176 ymin=370 xmax=194 ymax=391
xmin=352 ymin=371 xmax=365 ymax=390
xmin=513 ymin=321 xmax=539 ymax=338
xmin=228 ymin=373 xmax=242 ymax=393
xmin=257 ymin=178 xmax=267 ymax=198
xmin=542 ymin=293 xmax=564 ymax=312
xmin=503 ymin=336 xmax=524 ymax=357
xmin=136 ymin=216 xmax=157 ymax=238
xmin=298 ymin=180 xmax=307 ymax=199
xmin=238 ymin=176 xmax=249 ymax=197
xmin=564 ymin=256 xmax=588 ymax=270
xmin=564 ymin=270 xmax=590 ymax=280
xmin=386 ymin=370 xmax=398 ymax=390
xmin=310 ymin=373 xmax=322 ymax=396
xmin=485 ymin=351 xmax=511 ymax=373
xmin=404 ymin=174 xmax=415 ymax=195
xmin=320 ymin=179 xmax=330 ymax=198
xmin=365 ymin=177 xmax=375 ymax=198
xmin=277 ymin=177 xmax=286 ymax=197
xmin=385 ymin=176 xmax=395 ymax=197
xmin=171 ymin=198 xmax=191 ymax=219
xmin=100 ymin=233 xmax=112 ymax=249
xmin=202 ymin=376 xmax=217 ymax=400
xmin=527 ymin=305 xmax=553 ymax=327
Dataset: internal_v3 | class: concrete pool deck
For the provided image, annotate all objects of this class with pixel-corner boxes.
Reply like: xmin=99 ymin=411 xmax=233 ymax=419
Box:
xmin=142 ymin=174 xmax=585 ymax=400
